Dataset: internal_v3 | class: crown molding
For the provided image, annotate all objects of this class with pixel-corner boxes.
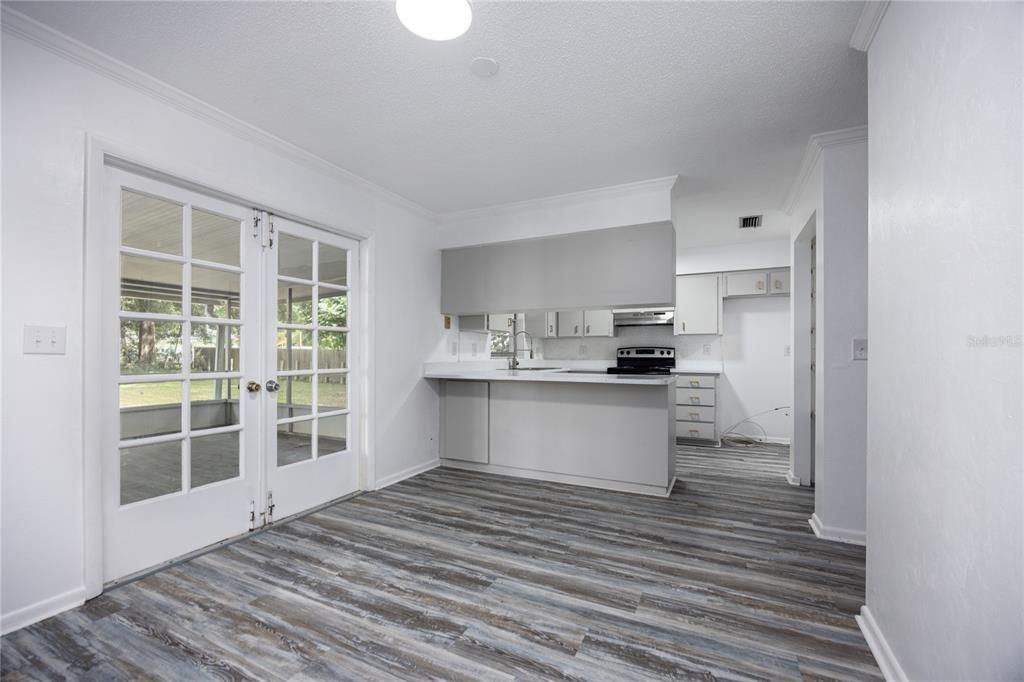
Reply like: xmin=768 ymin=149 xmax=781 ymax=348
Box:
xmin=783 ymin=125 xmax=868 ymax=215
xmin=0 ymin=6 xmax=437 ymax=222
xmin=849 ymin=1 xmax=890 ymax=52
xmin=439 ymin=175 xmax=678 ymax=225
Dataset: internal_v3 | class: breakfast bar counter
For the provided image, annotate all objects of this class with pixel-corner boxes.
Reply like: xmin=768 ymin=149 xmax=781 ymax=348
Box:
xmin=425 ymin=365 xmax=676 ymax=497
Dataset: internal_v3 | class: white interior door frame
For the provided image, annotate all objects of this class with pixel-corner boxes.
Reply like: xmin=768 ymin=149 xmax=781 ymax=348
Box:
xmin=82 ymin=134 xmax=375 ymax=600
xmin=788 ymin=212 xmax=816 ymax=487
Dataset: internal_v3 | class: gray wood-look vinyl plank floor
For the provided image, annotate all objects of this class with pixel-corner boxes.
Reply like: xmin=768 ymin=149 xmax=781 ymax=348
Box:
xmin=2 ymin=442 xmax=880 ymax=681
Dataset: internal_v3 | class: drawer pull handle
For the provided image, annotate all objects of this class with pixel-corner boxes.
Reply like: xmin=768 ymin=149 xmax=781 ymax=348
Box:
xmin=690 ymin=397 xmax=700 ymax=404
xmin=689 ymin=412 xmax=700 ymax=420
xmin=689 ymin=429 xmax=700 ymax=436
xmin=689 ymin=380 xmax=699 ymax=387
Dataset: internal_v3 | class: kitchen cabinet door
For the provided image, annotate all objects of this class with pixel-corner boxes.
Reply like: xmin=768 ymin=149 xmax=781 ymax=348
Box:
xmin=487 ymin=313 xmax=516 ymax=333
xmin=583 ymin=310 xmax=614 ymax=337
xmin=524 ymin=311 xmax=556 ymax=338
xmin=545 ymin=312 xmax=558 ymax=337
xmin=441 ymin=381 xmax=489 ymax=463
xmin=557 ymin=310 xmax=584 ymax=337
xmin=769 ymin=270 xmax=791 ymax=295
xmin=674 ymin=274 xmax=720 ymax=335
xmin=724 ymin=271 xmax=768 ymax=297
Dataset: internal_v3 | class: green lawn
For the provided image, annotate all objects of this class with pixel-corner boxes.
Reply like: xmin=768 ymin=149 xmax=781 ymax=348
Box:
xmin=120 ymin=378 xmax=347 ymax=409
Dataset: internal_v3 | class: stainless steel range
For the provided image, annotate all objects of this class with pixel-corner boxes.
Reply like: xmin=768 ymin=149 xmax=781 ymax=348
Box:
xmin=607 ymin=346 xmax=675 ymax=375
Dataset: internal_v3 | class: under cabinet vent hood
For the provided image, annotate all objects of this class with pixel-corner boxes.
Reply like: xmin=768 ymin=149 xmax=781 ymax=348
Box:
xmin=612 ymin=308 xmax=674 ymax=327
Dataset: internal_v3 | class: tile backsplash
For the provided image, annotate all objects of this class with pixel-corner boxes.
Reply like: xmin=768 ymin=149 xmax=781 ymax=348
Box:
xmin=537 ymin=325 xmax=721 ymax=362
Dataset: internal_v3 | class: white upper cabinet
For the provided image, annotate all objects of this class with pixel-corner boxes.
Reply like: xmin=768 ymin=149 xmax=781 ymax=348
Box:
xmin=675 ymin=274 xmax=721 ymax=335
xmin=769 ymin=270 xmax=791 ymax=295
xmin=487 ymin=313 xmax=515 ymax=333
xmin=557 ymin=310 xmax=584 ymax=337
xmin=583 ymin=310 xmax=614 ymax=337
xmin=545 ymin=311 xmax=558 ymax=337
xmin=725 ymin=271 xmax=768 ymax=297
xmin=524 ymin=311 xmax=558 ymax=338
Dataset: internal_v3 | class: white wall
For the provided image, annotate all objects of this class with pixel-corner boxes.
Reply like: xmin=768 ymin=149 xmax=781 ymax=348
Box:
xmin=785 ymin=131 xmax=868 ymax=539
xmin=437 ymin=176 xmax=675 ymax=248
xmin=719 ymin=297 xmax=792 ymax=442
xmin=1 ymin=25 xmax=441 ymax=630
xmin=813 ymin=139 xmax=868 ymax=543
xmin=676 ymin=239 xmax=790 ymax=275
xmin=864 ymin=3 xmax=1023 ymax=679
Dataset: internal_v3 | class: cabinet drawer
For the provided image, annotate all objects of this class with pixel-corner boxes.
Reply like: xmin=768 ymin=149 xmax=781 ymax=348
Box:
xmin=675 ymin=374 xmax=716 ymax=389
xmin=676 ymin=387 xmax=715 ymax=406
xmin=676 ymin=421 xmax=715 ymax=440
xmin=675 ymin=405 xmax=715 ymax=423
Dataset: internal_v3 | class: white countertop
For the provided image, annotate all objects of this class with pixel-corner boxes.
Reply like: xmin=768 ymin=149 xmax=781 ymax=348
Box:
xmin=423 ymin=367 xmax=676 ymax=386
xmin=670 ymin=363 xmax=722 ymax=375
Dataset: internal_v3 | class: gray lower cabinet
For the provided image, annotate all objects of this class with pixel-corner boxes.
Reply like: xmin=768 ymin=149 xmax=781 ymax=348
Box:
xmin=675 ymin=374 xmax=719 ymax=443
xmin=441 ymin=380 xmax=489 ymax=463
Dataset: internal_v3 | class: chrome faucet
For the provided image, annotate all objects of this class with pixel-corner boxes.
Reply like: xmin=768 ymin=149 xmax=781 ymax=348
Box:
xmin=507 ymin=318 xmax=534 ymax=370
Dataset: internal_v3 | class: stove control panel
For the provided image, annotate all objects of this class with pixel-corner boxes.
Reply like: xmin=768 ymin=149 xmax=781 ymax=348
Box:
xmin=617 ymin=346 xmax=675 ymax=358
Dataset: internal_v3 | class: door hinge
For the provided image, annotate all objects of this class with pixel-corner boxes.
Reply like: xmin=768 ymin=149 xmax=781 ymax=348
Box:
xmin=253 ymin=210 xmax=275 ymax=249
xmin=249 ymin=492 xmax=276 ymax=531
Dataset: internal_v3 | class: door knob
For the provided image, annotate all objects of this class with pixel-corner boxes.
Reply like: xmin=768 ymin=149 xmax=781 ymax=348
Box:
xmin=265 ymin=380 xmax=280 ymax=393
xmin=246 ymin=381 xmax=261 ymax=393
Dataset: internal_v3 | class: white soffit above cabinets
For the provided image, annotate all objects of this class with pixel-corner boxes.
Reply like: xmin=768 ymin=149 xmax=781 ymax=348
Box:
xmin=9 ymin=2 xmax=867 ymax=217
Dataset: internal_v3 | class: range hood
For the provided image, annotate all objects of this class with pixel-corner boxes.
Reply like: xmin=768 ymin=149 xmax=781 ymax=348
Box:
xmin=612 ymin=307 xmax=675 ymax=327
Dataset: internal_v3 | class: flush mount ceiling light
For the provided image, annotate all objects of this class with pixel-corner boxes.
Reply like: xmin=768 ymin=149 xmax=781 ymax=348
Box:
xmin=396 ymin=0 xmax=472 ymax=41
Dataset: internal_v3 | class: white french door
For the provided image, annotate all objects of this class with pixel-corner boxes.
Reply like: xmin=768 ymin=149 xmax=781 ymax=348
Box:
xmin=262 ymin=216 xmax=360 ymax=521
xmin=102 ymin=166 xmax=360 ymax=582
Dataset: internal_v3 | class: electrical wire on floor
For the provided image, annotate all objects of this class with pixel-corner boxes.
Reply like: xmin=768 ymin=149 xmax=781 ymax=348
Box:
xmin=720 ymin=406 xmax=791 ymax=447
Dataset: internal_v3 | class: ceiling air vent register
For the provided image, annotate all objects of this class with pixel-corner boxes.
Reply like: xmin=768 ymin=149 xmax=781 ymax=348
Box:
xmin=739 ymin=215 xmax=763 ymax=229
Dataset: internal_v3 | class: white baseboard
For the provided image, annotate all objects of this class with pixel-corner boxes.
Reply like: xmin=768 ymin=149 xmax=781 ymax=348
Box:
xmin=809 ymin=513 xmax=866 ymax=546
xmin=374 ymin=458 xmax=439 ymax=490
xmin=786 ymin=471 xmax=802 ymax=486
xmin=1 ymin=585 xmax=87 ymax=635
xmin=856 ymin=605 xmax=908 ymax=682
xmin=442 ymin=459 xmax=675 ymax=498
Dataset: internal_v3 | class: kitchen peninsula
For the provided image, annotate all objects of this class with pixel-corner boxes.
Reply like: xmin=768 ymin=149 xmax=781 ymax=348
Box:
xmin=424 ymin=367 xmax=677 ymax=497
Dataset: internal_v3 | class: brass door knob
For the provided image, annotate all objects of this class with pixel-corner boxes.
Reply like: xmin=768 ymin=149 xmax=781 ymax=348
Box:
xmin=246 ymin=381 xmax=261 ymax=393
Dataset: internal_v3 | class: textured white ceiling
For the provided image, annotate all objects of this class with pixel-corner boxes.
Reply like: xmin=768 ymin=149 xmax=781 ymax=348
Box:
xmin=12 ymin=1 xmax=867 ymax=221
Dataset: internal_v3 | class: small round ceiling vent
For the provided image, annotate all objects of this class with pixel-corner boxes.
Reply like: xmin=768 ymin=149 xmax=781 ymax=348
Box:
xmin=471 ymin=57 xmax=499 ymax=78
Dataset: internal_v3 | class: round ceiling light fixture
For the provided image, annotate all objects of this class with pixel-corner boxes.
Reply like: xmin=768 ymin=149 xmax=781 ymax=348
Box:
xmin=396 ymin=0 xmax=472 ymax=41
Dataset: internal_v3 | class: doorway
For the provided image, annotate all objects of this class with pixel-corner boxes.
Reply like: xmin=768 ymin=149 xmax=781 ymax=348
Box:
xmin=102 ymin=166 xmax=361 ymax=581
xmin=789 ymin=212 xmax=816 ymax=486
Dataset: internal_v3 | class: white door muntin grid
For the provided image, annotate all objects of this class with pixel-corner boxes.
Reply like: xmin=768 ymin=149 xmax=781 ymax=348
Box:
xmin=263 ymin=216 xmax=360 ymax=521
xmin=103 ymin=167 xmax=361 ymax=581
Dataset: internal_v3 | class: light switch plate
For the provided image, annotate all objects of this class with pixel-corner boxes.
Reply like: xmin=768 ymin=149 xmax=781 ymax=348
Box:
xmin=24 ymin=325 xmax=67 ymax=355
xmin=852 ymin=337 xmax=868 ymax=361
